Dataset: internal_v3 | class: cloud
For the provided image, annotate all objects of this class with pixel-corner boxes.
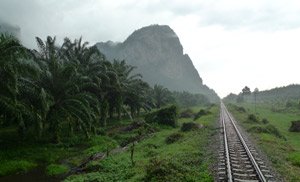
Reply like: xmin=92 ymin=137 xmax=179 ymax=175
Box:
xmin=1 ymin=0 xmax=300 ymax=97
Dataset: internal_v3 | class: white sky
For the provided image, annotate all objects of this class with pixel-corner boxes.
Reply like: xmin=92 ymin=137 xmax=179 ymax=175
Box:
xmin=1 ymin=0 xmax=300 ymax=97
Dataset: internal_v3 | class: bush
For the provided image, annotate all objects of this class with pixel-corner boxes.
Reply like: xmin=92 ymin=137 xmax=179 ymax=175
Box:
xmin=46 ymin=164 xmax=68 ymax=176
xmin=247 ymin=124 xmax=286 ymax=140
xmin=289 ymin=120 xmax=300 ymax=132
xmin=261 ymin=118 xmax=269 ymax=124
xmin=265 ymin=125 xmax=285 ymax=139
xmin=179 ymin=109 xmax=194 ymax=118
xmin=181 ymin=122 xmax=203 ymax=132
xmin=143 ymin=158 xmax=187 ymax=182
xmin=248 ymin=114 xmax=259 ymax=123
xmin=165 ymin=133 xmax=183 ymax=144
xmin=237 ymin=106 xmax=246 ymax=112
xmin=247 ymin=126 xmax=268 ymax=133
xmin=145 ymin=105 xmax=178 ymax=127
xmin=194 ymin=109 xmax=210 ymax=120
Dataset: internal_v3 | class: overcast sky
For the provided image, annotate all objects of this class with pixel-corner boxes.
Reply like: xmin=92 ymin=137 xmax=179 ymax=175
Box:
xmin=1 ymin=0 xmax=300 ymax=97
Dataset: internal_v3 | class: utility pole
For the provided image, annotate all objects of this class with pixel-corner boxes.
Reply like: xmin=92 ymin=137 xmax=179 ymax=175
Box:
xmin=254 ymin=88 xmax=259 ymax=113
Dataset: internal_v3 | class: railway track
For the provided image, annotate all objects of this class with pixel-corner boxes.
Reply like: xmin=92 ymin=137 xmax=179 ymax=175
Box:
xmin=218 ymin=103 xmax=274 ymax=182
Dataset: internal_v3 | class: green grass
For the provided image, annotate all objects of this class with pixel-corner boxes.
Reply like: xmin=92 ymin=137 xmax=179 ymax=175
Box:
xmin=84 ymin=136 xmax=118 ymax=156
xmin=46 ymin=164 xmax=69 ymax=176
xmin=287 ymin=152 xmax=300 ymax=167
xmin=0 ymin=160 xmax=37 ymax=176
xmin=227 ymin=102 xmax=300 ymax=181
xmin=64 ymin=105 xmax=219 ymax=182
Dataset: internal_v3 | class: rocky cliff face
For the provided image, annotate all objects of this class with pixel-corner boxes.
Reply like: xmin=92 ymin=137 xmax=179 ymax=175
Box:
xmin=96 ymin=25 xmax=219 ymax=102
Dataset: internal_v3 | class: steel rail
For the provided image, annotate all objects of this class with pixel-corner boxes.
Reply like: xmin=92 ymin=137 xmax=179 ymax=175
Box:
xmin=222 ymin=103 xmax=267 ymax=182
xmin=221 ymin=107 xmax=233 ymax=182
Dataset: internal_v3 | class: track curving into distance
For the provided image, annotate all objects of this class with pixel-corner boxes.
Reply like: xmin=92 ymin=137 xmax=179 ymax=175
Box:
xmin=218 ymin=103 xmax=274 ymax=182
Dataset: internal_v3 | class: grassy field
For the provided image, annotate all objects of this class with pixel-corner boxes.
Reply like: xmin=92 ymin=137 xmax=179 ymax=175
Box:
xmin=64 ymin=105 xmax=219 ymax=182
xmin=0 ymin=105 xmax=220 ymax=181
xmin=226 ymin=102 xmax=300 ymax=181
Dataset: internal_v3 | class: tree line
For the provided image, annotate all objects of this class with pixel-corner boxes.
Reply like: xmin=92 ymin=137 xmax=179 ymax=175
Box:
xmin=0 ymin=34 xmax=210 ymax=143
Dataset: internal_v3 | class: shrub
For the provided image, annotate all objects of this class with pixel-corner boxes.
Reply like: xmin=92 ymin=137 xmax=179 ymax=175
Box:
xmin=165 ymin=133 xmax=183 ymax=144
xmin=248 ymin=114 xmax=259 ymax=123
xmin=181 ymin=122 xmax=203 ymax=132
xmin=46 ymin=164 xmax=68 ymax=176
xmin=145 ymin=105 xmax=178 ymax=127
xmin=289 ymin=120 xmax=300 ymax=132
xmin=235 ymin=106 xmax=246 ymax=112
xmin=143 ymin=158 xmax=186 ymax=182
xmin=261 ymin=118 xmax=269 ymax=124
xmin=179 ymin=109 xmax=194 ymax=118
xmin=247 ymin=126 xmax=267 ymax=133
xmin=265 ymin=125 xmax=285 ymax=139
xmin=247 ymin=124 xmax=286 ymax=140
xmin=194 ymin=109 xmax=210 ymax=120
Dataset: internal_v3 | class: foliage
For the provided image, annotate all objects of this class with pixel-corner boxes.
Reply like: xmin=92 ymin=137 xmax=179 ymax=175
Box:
xmin=46 ymin=164 xmax=69 ymax=176
xmin=172 ymin=91 xmax=210 ymax=107
xmin=289 ymin=120 xmax=300 ymax=132
xmin=261 ymin=118 xmax=269 ymax=124
xmin=287 ymin=152 xmax=300 ymax=167
xmin=165 ymin=132 xmax=183 ymax=144
xmin=0 ymin=34 xmax=154 ymax=143
xmin=227 ymin=103 xmax=246 ymax=113
xmin=64 ymin=105 xmax=219 ymax=181
xmin=0 ymin=33 xmax=218 ymax=179
xmin=247 ymin=114 xmax=259 ymax=123
xmin=145 ymin=105 xmax=178 ymax=127
xmin=85 ymin=136 xmax=118 ymax=155
xmin=151 ymin=84 xmax=174 ymax=109
xmin=236 ymin=94 xmax=244 ymax=103
xmin=242 ymin=86 xmax=251 ymax=95
xmin=248 ymin=124 xmax=285 ymax=139
xmin=194 ymin=109 xmax=210 ymax=120
xmin=143 ymin=157 xmax=188 ymax=182
xmin=179 ymin=108 xmax=194 ymax=118
xmin=181 ymin=122 xmax=203 ymax=132
xmin=0 ymin=160 xmax=37 ymax=176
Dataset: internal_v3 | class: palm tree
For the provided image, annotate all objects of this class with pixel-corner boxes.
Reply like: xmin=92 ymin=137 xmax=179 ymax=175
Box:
xmin=152 ymin=84 xmax=173 ymax=108
xmin=0 ymin=34 xmax=37 ymax=138
xmin=32 ymin=36 xmax=98 ymax=142
xmin=124 ymin=79 xmax=153 ymax=117
xmin=61 ymin=37 xmax=118 ymax=127
xmin=109 ymin=60 xmax=145 ymax=119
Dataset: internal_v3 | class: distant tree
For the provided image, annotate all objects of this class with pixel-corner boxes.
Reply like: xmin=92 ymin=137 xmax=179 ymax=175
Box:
xmin=236 ymin=94 xmax=244 ymax=103
xmin=223 ymin=93 xmax=238 ymax=103
xmin=242 ymin=86 xmax=251 ymax=95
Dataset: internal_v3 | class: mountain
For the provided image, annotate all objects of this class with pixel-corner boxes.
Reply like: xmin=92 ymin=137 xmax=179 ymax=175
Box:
xmin=0 ymin=21 xmax=21 ymax=38
xmin=95 ymin=25 xmax=219 ymax=102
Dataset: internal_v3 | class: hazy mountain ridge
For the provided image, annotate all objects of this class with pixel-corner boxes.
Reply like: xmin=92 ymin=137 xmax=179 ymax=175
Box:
xmin=96 ymin=25 xmax=219 ymax=102
xmin=224 ymin=84 xmax=300 ymax=103
xmin=256 ymin=84 xmax=300 ymax=101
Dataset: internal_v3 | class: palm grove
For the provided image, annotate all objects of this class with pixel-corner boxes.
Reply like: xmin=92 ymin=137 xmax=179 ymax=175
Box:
xmin=0 ymin=34 xmax=210 ymax=143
